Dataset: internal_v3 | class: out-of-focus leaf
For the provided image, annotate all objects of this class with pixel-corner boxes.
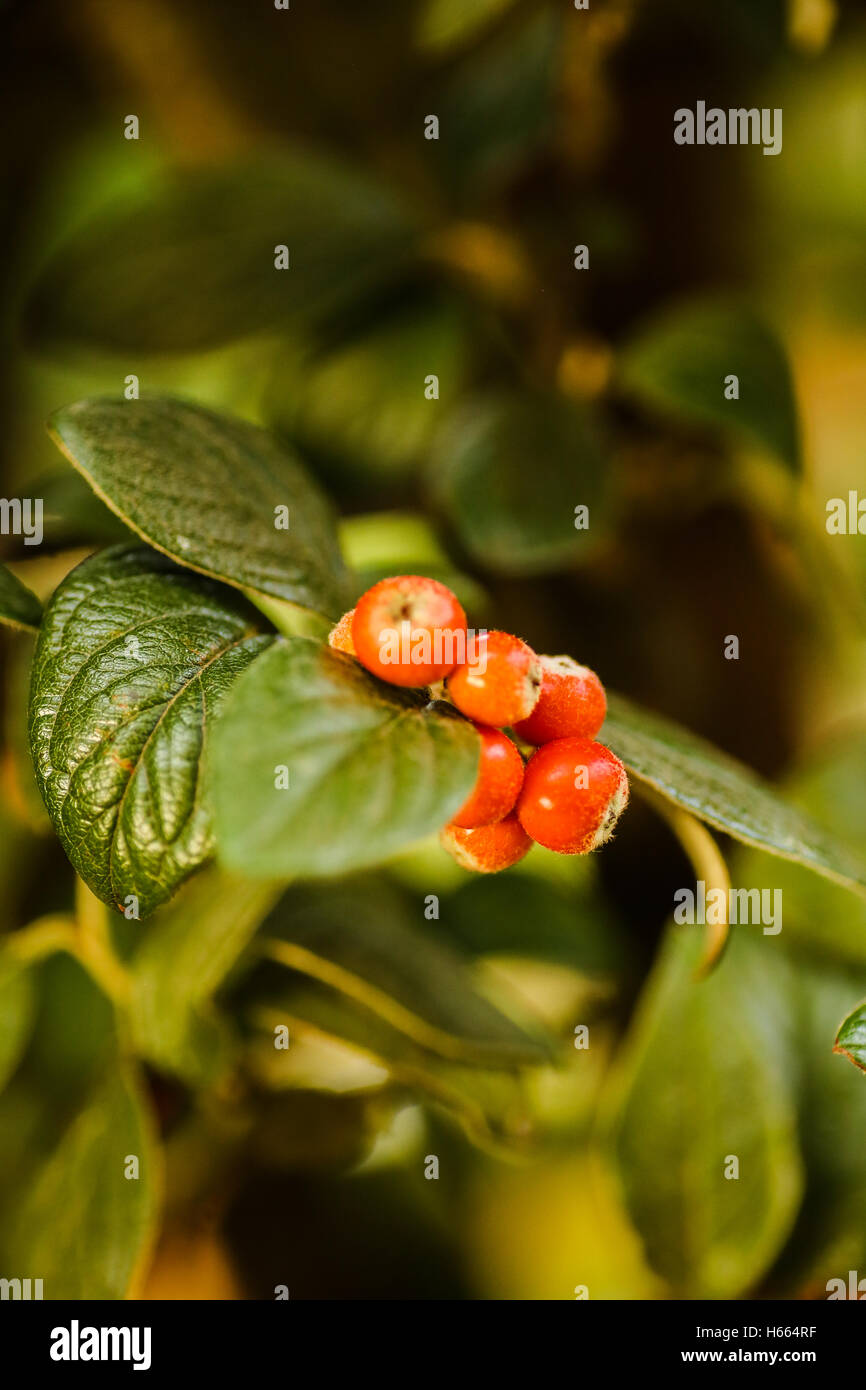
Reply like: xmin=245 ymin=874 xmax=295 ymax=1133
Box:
xmin=3 ymin=1062 xmax=160 ymax=1299
xmin=34 ymin=468 xmax=131 ymax=548
xmin=130 ymin=871 xmax=280 ymax=1086
xmin=619 ymin=299 xmax=801 ymax=473
xmin=340 ymin=511 xmax=489 ymax=614
xmin=256 ymin=877 xmax=553 ymax=1066
xmin=430 ymin=394 xmax=609 ymax=574
xmin=0 ymin=563 xmax=41 ymax=632
xmin=834 ymin=1001 xmax=866 ymax=1074
xmin=443 ymin=872 xmax=628 ymax=976
xmin=24 ymin=152 xmax=418 ymax=354
xmin=603 ymin=692 xmax=866 ymax=895
xmin=268 ymin=302 xmax=468 ymax=490
xmin=416 ymin=0 xmax=517 ymax=53
xmin=766 ymin=961 xmax=866 ymax=1293
xmin=49 ymin=396 xmax=351 ymax=616
xmin=29 ymin=545 xmax=273 ymax=917
xmin=609 ymin=927 xmax=802 ymax=1298
xmin=0 ymin=957 xmax=37 ymax=1094
xmin=436 ymin=10 xmax=557 ymax=190
xmin=212 ymin=637 xmax=480 ymax=880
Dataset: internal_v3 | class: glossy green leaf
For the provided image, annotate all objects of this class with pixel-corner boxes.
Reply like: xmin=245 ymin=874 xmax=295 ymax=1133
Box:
xmin=834 ymin=1001 xmax=866 ymax=1074
xmin=256 ymin=876 xmax=552 ymax=1066
xmin=430 ymin=394 xmax=609 ymax=575
xmin=0 ymin=957 xmax=37 ymax=1094
xmin=29 ymin=545 xmax=273 ymax=917
xmin=49 ymin=395 xmax=351 ymax=617
xmin=619 ymin=299 xmax=801 ymax=472
xmin=3 ymin=1062 xmax=160 ymax=1299
xmin=603 ymin=692 xmax=866 ymax=895
xmin=212 ymin=636 xmax=480 ymax=879
xmin=24 ymin=152 xmax=418 ymax=353
xmin=130 ymin=870 xmax=280 ymax=1085
xmin=609 ymin=927 xmax=802 ymax=1298
xmin=0 ymin=563 xmax=42 ymax=632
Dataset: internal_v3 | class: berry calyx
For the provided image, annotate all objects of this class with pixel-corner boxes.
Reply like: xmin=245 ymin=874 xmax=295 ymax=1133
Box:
xmin=327 ymin=609 xmax=356 ymax=655
xmin=351 ymin=575 xmax=467 ymax=687
xmin=440 ymin=813 xmax=532 ymax=873
xmin=513 ymin=655 xmax=606 ymax=745
xmin=447 ymin=630 xmax=542 ymax=728
xmin=516 ymin=737 xmax=628 ymax=855
xmin=451 ymin=723 xmax=524 ymax=829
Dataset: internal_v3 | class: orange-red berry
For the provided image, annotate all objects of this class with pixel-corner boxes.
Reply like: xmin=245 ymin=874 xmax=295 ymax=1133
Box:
xmin=447 ymin=630 xmax=542 ymax=728
xmin=451 ymin=724 xmax=524 ymax=829
xmin=517 ymin=737 xmax=628 ymax=855
xmin=513 ymin=655 xmax=606 ymax=745
xmin=328 ymin=609 xmax=357 ymax=656
xmin=351 ymin=575 xmax=467 ymax=687
xmin=440 ymin=813 xmax=532 ymax=873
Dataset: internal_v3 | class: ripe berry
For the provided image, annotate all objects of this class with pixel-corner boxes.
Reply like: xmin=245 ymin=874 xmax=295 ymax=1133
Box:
xmin=328 ymin=609 xmax=356 ymax=655
xmin=517 ymin=737 xmax=628 ymax=855
xmin=352 ymin=575 xmax=467 ymax=687
xmin=447 ymin=630 xmax=542 ymax=728
xmin=513 ymin=655 xmax=606 ymax=745
xmin=451 ymin=724 xmax=524 ymax=829
xmin=440 ymin=813 xmax=532 ymax=873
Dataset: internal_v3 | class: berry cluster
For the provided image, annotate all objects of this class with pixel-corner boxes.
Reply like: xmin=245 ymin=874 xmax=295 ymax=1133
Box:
xmin=328 ymin=575 xmax=629 ymax=872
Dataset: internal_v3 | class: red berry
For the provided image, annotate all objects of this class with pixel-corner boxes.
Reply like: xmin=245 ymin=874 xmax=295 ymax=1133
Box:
xmin=513 ymin=655 xmax=606 ymax=745
xmin=328 ymin=609 xmax=356 ymax=656
xmin=451 ymin=724 xmax=524 ymax=829
xmin=351 ymin=575 xmax=467 ymax=687
xmin=447 ymin=630 xmax=542 ymax=728
xmin=440 ymin=813 xmax=532 ymax=873
xmin=516 ymin=737 xmax=628 ymax=854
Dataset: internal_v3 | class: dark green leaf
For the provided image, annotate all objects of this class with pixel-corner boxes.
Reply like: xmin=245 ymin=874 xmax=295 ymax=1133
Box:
xmin=619 ymin=299 xmax=800 ymax=472
xmin=603 ymin=691 xmax=866 ymax=895
xmin=49 ymin=395 xmax=351 ymax=616
xmin=430 ymin=394 xmax=609 ymax=575
xmin=0 ymin=563 xmax=42 ymax=632
xmin=609 ymin=927 xmax=802 ymax=1297
xmin=212 ymin=637 xmax=480 ymax=879
xmin=256 ymin=877 xmax=552 ymax=1066
xmin=834 ymin=1001 xmax=866 ymax=1074
xmin=24 ymin=152 xmax=418 ymax=354
xmin=29 ymin=545 xmax=273 ymax=917
xmin=3 ymin=1062 xmax=160 ymax=1299
xmin=267 ymin=301 xmax=468 ymax=489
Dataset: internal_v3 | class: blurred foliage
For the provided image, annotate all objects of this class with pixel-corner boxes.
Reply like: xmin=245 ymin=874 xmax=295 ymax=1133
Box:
xmin=3 ymin=0 xmax=866 ymax=1302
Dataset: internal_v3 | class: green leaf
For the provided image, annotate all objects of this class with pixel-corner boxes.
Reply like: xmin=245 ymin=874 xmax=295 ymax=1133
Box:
xmin=49 ymin=395 xmax=351 ymax=617
xmin=0 ymin=957 xmax=37 ymax=1094
xmin=765 ymin=961 xmax=866 ymax=1293
xmin=29 ymin=544 xmax=273 ymax=917
xmin=24 ymin=152 xmax=418 ymax=354
xmin=834 ymin=1001 xmax=866 ymax=1074
xmin=130 ymin=870 xmax=280 ymax=1085
xmin=3 ymin=1062 xmax=160 ymax=1299
xmin=255 ymin=877 xmax=552 ymax=1067
xmin=602 ymin=692 xmax=866 ymax=895
xmin=416 ymin=0 xmax=517 ymax=52
xmin=619 ymin=299 xmax=801 ymax=473
xmin=212 ymin=637 xmax=480 ymax=879
xmin=0 ymin=563 xmax=41 ymax=632
xmin=267 ymin=301 xmax=468 ymax=492
xmin=430 ymin=394 xmax=609 ymax=575
xmin=609 ymin=927 xmax=802 ymax=1298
